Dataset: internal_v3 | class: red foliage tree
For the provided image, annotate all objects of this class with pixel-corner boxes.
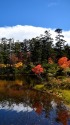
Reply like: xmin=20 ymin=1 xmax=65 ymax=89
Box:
xmin=57 ymin=110 xmax=69 ymax=125
xmin=32 ymin=64 xmax=44 ymax=75
xmin=33 ymin=102 xmax=43 ymax=115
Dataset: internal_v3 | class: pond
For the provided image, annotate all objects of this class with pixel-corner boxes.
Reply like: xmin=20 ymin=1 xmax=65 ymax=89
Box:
xmin=0 ymin=79 xmax=70 ymax=125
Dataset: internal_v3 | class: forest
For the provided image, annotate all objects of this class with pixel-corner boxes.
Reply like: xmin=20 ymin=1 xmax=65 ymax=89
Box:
xmin=0 ymin=28 xmax=70 ymax=89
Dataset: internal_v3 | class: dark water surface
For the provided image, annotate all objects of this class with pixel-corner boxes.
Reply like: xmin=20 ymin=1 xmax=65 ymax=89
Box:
xmin=0 ymin=79 xmax=70 ymax=125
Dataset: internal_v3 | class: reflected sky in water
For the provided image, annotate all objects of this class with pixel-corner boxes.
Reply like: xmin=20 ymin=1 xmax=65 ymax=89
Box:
xmin=0 ymin=100 xmax=69 ymax=125
xmin=0 ymin=101 xmax=60 ymax=125
xmin=0 ymin=102 xmax=33 ymax=112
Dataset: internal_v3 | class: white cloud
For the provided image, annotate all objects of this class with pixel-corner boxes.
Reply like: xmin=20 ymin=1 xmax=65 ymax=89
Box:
xmin=0 ymin=25 xmax=70 ymax=45
xmin=0 ymin=25 xmax=46 ymax=41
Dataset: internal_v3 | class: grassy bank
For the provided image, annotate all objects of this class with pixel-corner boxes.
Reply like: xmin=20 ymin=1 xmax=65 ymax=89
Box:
xmin=33 ymin=84 xmax=70 ymax=105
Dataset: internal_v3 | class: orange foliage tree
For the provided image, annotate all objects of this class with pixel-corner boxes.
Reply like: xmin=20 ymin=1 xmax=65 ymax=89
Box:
xmin=58 ymin=57 xmax=70 ymax=69
xmin=15 ymin=62 xmax=23 ymax=68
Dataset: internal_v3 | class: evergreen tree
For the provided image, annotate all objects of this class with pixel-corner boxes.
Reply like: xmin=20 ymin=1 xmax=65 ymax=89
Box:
xmin=55 ymin=28 xmax=66 ymax=59
xmin=41 ymin=30 xmax=53 ymax=62
xmin=29 ymin=37 xmax=42 ymax=64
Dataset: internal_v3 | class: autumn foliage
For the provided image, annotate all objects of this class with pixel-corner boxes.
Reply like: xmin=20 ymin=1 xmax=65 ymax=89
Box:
xmin=58 ymin=57 xmax=70 ymax=69
xmin=14 ymin=62 xmax=23 ymax=68
xmin=32 ymin=64 xmax=44 ymax=74
xmin=48 ymin=57 xmax=53 ymax=64
xmin=10 ymin=54 xmax=18 ymax=64
xmin=0 ymin=64 xmax=6 ymax=68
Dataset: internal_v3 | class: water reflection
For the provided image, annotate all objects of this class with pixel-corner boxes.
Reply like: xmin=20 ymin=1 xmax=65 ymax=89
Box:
xmin=0 ymin=100 xmax=69 ymax=125
xmin=0 ymin=80 xmax=70 ymax=125
xmin=0 ymin=101 xmax=33 ymax=112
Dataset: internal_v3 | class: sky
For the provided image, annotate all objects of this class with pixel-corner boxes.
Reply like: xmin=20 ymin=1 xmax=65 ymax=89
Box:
xmin=0 ymin=0 xmax=70 ymax=44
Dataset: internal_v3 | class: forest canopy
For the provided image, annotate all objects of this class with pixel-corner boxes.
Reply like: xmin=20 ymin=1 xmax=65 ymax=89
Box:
xmin=0 ymin=28 xmax=70 ymax=65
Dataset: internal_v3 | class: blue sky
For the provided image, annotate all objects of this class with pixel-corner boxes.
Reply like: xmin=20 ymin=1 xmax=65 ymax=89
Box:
xmin=0 ymin=0 xmax=70 ymax=44
xmin=0 ymin=0 xmax=70 ymax=30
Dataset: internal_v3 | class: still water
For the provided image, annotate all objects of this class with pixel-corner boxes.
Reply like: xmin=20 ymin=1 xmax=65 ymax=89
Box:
xmin=0 ymin=79 xmax=70 ymax=125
